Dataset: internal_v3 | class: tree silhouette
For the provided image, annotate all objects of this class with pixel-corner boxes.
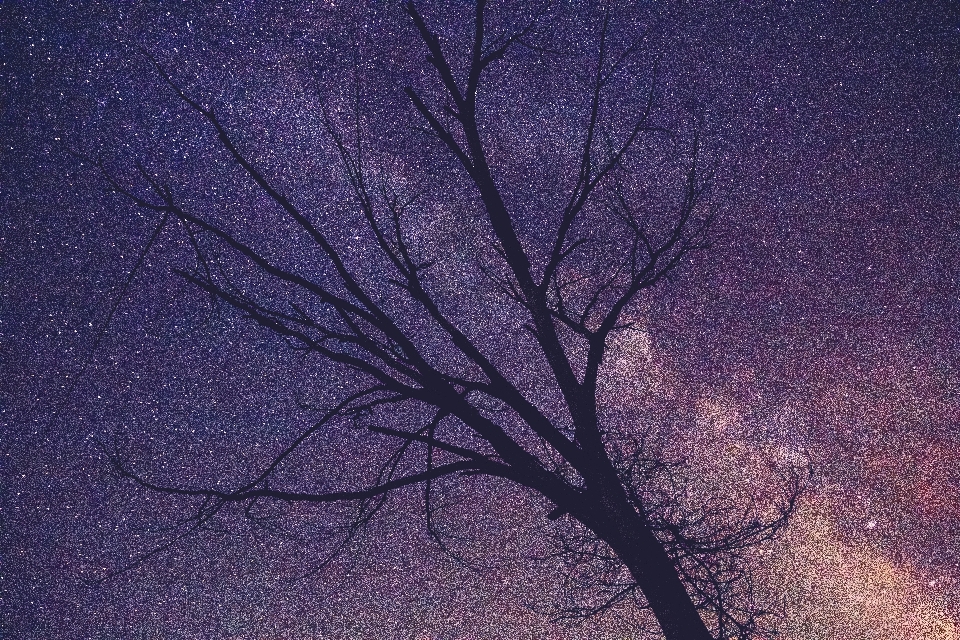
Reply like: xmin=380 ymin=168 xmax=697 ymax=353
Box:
xmin=94 ymin=2 xmax=807 ymax=638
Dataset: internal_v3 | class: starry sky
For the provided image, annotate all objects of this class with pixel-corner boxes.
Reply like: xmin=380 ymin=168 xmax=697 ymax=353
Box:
xmin=3 ymin=1 xmax=960 ymax=639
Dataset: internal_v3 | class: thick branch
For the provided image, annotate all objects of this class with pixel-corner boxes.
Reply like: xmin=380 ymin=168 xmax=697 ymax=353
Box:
xmin=115 ymin=458 xmax=485 ymax=504
xmin=406 ymin=2 xmax=592 ymax=441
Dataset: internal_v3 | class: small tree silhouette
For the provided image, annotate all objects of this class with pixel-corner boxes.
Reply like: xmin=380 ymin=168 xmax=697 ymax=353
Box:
xmin=93 ymin=2 xmax=806 ymax=638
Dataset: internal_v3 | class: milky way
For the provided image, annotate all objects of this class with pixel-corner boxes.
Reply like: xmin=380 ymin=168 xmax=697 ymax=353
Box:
xmin=3 ymin=2 xmax=959 ymax=639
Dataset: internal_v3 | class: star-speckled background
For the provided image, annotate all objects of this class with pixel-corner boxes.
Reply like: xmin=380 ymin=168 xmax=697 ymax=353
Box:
xmin=3 ymin=1 xmax=960 ymax=639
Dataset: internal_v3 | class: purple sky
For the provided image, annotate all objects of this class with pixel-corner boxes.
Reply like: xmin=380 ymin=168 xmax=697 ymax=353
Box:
xmin=3 ymin=1 xmax=960 ymax=638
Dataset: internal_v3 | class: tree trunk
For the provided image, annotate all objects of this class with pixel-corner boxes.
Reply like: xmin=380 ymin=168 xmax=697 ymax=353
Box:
xmin=598 ymin=508 xmax=715 ymax=640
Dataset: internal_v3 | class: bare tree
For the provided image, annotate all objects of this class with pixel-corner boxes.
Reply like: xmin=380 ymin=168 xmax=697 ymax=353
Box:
xmin=91 ymin=2 xmax=806 ymax=638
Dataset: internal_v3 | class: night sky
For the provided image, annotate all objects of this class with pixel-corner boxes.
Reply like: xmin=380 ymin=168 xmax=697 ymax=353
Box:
xmin=3 ymin=1 xmax=960 ymax=639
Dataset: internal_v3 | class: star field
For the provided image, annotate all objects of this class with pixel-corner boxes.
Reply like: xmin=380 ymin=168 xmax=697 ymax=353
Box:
xmin=3 ymin=1 xmax=960 ymax=639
